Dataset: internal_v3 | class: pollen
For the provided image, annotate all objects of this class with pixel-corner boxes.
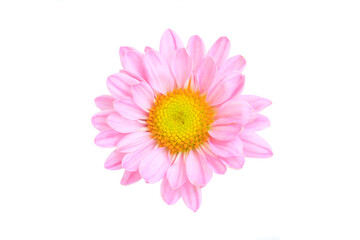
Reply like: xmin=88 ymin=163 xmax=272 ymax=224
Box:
xmin=147 ymin=88 xmax=214 ymax=154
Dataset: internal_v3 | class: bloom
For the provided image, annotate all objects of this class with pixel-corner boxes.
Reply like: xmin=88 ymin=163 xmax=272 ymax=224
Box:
xmin=92 ymin=29 xmax=272 ymax=211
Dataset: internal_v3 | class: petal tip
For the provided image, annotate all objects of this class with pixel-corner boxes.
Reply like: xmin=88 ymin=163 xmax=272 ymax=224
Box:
xmin=219 ymin=36 xmax=230 ymax=41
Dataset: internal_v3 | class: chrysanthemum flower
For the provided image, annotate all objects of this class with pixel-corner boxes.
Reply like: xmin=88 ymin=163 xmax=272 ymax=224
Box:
xmin=92 ymin=29 xmax=272 ymax=211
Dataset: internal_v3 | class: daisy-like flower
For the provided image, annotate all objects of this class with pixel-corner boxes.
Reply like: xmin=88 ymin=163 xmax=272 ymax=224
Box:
xmin=92 ymin=29 xmax=272 ymax=211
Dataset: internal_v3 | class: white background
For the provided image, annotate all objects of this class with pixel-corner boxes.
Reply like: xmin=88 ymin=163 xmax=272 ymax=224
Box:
xmin=1 ymin=0 xmax=359 ymax=239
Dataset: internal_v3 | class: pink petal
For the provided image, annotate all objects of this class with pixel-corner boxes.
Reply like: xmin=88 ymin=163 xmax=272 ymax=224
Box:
xmin=206 ymin=73 xmax=245 ymax=106
xmin=119 ymin=46 xmax=135 ymax=60
xmin=196 ymin=56 xmax=216 ymax=93
xmin=107 ymin=72 xmax=138 ymax=99
xmin=166 ymin=154 xmax=186 ymax=189
xmin=119 ymin=47 xmax=146 ymax=80
xmin=131 ymin=82 xmax=154 ymax=112
xmin=229 ymin=75 xmax=246 ymax=101
xmin=187 ymin=35 xmax=206 ymax=70
xmin=122 ymin=144 xmax=154 ymax=172
xmin=171 ymin=48 xmax=192 ymax=88
xmin=186 ymin=150 xmax=212 ymax=187
xmin=94 ymin=95 xmax=114 ymax=110
xmin=221 ymin=155 xmax=245 ymax=169
xmin=203 ymin=150 xmax=227 ymax=174
xmin=237 ymin=95 xmax=272 ymax=112
xmin=106 ymin=112 xmax=144 ymax=133
xmin=181 ymin=181 xmax=202 ymax=212
xmin=121 ymin=171 xmax=142 ymax=185
xmin=116 ymin=131 xmax=153 ymax=153
xmin=161 ymin=178 xmax=181 ymax=205
xmin=245 ymin=114 xmax=271 ymax=131
xmin=144 ymin=48 xmax=175 ymax=94
xmin=209 ymin=118 xmax=243 ymax=141
xmin=139 ymin=147 xmax=170 ymax=183
xmin=94 ymin=129 xmax=124 ymax=148
xmin=104 ymin=149 xmax=125 ymax=170
xmin=216 ymin=100 xmax=252 ymax=121
xmin=113 ymin=98 xmax=148 ymax=120
xmin=121 ymin=69 xmax=145 ymax=82
xmin=159 ymin=29 xmax=184 ymax=66
xmin=207 ymin=37 xmax=230 ymax=66
xmin=91 ymin=110 xmax=114 ymax=131
xmin=209 ymin=137 xmax=243 ymax=158
xmin=240 ymin=130 xmax=273 ymax=158
xmin=217 ymin=55 xmax=246 ymax=81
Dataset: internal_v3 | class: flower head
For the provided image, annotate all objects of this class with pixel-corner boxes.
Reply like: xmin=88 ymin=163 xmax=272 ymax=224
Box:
xmin=92 ymin=29 xmax=272 ymax=211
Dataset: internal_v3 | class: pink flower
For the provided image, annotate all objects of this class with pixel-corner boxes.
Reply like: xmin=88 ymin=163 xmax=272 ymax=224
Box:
xmin=92 ymin=29 xmax=272 ymax=211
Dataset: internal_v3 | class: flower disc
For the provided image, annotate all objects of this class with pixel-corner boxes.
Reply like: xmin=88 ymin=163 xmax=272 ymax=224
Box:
xmin=147 ymin=88 xmax=214 ymax=154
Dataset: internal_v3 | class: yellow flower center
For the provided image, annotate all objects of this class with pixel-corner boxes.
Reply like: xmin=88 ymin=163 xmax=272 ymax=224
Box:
xmin=147 ymin=88 xmax=214 ymax=154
